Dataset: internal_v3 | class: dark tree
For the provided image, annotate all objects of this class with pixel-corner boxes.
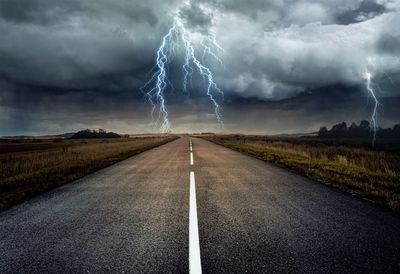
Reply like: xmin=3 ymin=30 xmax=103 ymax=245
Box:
xmin=318 ymin=121 xmax=400 ymax=139
xmin=359 ymin=120 xmax=370 ymax=130
xmin=393 ymin=124 xmax=400 ymax=134
xmin=318 ymin=126 xmax=329 ymax=137
xmin=329 ymin=122 xmax=347 ymax=137
xmin=70 ymin=129 xmax=121 ymax=139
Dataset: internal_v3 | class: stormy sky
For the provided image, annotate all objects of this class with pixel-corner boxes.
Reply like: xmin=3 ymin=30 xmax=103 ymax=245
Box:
xmin=0 ymin=0 xmax=399 ymax=135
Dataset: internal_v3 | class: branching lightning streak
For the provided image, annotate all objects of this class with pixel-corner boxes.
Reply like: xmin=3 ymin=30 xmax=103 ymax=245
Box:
xmin=382 ymin=71 xmax=400 ymax=88
xmin=200 ymin=34 xmax=225 ymax=67
xmin=365 ymin=71 xmax=379 ymax=145
xmin=179 ymin=21 xmax=224 ymax=124
xmin=142 ymin=19 xmax=224 ymax=132
xmin=141 ymin=23 xmax=180 ymax=132
xmin=183 ymin=38 xmax=194 ymax=94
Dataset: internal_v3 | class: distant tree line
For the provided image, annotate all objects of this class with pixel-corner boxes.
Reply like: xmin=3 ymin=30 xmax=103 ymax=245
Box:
xmin=70 ymin=129 xmax=121 ymax=139
xmin=318 ymin=121 xmax=400 ymax=138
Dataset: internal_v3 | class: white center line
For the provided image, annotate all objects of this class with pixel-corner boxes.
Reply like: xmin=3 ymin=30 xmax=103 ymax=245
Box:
xmin=190 ymin=152 xmax=194 ymax=165
xmin=189 ymin=171 xmax=202 ymax=274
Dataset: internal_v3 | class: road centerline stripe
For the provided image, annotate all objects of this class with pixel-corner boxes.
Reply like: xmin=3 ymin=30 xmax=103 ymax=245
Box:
xmin=190 ymin=152 xmax=194 ymax=165
xmin=189 ymin=171 xmax=202 ymax=274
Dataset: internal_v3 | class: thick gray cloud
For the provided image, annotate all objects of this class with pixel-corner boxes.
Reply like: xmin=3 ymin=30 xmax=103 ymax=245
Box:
xmin=179 ymin=2 xmax=212 ymax=33
xmin=196 ymin=0 xmax=400 ymax=99
xmin=0 ymin=0 xmax=182 ymax=89
xmin=1 ymin=0 xmax=398 ymax=95
xmin=0 ymin=0 xmax=399 ymax=134
xmin=175 ymin=0 xmax=400 ymax=101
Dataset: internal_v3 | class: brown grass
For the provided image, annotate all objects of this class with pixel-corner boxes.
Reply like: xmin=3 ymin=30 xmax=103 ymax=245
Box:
xmin=201 ymin=135 xmax=400 ymax=210
xmin=0 ymin=136 xmax=178 ymax=211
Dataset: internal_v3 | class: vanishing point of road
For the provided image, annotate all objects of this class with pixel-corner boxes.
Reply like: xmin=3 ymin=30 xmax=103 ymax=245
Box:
xmin=1 ymin=136 xmax=400 ymax=273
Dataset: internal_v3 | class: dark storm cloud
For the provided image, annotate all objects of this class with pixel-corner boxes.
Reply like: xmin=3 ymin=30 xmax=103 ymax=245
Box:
xmin=171 ymin=0 xmax=400 ymax=101
xmin=377 ymin=34 xmax=400 ymax=54
xmin=187 ymin=0 xmax=388 ymax=26
xmin=0 ymin=0 xmax=159 ymax=26
xmin=336 ymin=0 xmax=388 ymax=25
xmin=0 ymin=0 xmax=82 ymax=25
xmin=0 ymin=0 xmax=399 ymax=135
xmin=215 ymin=0 xmax=400 ymax=98
xmin=376 ymin=11 xmax=400 ymax=55
xmin=0 ymin=0 xmax=182 ymax=91
xmin=210 ymin=0 xmax=277 ymax=18
xmin=179 ymin=2 xmax=212 ymax=33
xmin=1 ymin=0 xmax=399 ymax=97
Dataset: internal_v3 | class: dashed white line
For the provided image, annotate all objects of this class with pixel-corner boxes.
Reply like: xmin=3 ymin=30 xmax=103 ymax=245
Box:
xmin=189 ymin=171 xmax=202 ymax=274
xmin=190 ymin=140 xmax=194 ymax=165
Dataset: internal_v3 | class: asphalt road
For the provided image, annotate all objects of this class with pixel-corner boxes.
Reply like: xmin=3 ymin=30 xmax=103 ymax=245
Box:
xmin=1 ymin=136 xmax=400 ymax=273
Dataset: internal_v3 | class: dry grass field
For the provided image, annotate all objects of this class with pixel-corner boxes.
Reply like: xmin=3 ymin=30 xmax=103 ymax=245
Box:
xmin=201 ymin=134 xmax=400 ymax=210
xmin=0 ymin=135 xmax=178 ymax=211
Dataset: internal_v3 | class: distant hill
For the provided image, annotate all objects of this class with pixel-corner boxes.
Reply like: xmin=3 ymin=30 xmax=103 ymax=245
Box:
xmin=55 ymin=132 xmax=75 ymax=139
xmin=273 ymin=132 xmax=318 ymax=137
xmin=70 ymin=129 xmax=121 ymax=139
xmin=1 ymin=132 xmax=75 ymax=139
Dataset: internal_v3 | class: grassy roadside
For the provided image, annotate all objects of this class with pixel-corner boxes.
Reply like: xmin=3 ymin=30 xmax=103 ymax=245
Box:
xmin=0 ymin=136 xmax=178 ymax=211
xmin=200 ymin=135 xmax=400 ymax=210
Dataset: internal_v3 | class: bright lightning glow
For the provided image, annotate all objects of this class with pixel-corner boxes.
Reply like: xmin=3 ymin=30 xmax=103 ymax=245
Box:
xmin=200 ymin=34 xmax=225 ymax=67
xmin=365 ymin=71 xmax=379 ymax=145
xmin=141 ymin=19 xmax=224 ymax=133
xmin=140 ymin=23 xmax=180 ymax=132
xmin=382 ymin=71 xmax=400 ymax=88
xmin=178 ymin=20 xmax=224 ymax=125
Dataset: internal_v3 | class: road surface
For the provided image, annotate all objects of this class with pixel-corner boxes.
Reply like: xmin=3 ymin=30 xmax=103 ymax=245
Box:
xmin=1 ymin=136 xmax=400 ymax=273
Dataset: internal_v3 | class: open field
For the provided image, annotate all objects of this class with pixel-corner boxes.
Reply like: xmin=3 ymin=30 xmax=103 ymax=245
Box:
xmin=199 ymin=134 xmax=400 ymax=210
xmin=0 ymin=135 xmax=178 ymax=211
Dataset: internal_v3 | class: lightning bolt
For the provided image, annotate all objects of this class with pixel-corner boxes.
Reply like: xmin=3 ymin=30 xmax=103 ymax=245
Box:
xmin=140 ymin=23 xmax=180 ymax=133
xmin=182 ymin=33 xmax=194 ymax=95
xmin=382 ymin=71 xmax=400 ymax=89
xmin=141 ymin=19 xmax=224 ymax=132
xmin=178 ymin=20 xmax=224 ymax=125
xmin=365 ymin=71 xmax=379 ymax=145
xmin=200 ymin=34 xmax=225 ymax=67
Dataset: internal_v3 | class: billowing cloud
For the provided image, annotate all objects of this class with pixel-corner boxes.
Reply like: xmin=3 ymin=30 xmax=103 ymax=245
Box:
xmin=179 ymin=2 xmax=212 ymax=33
xmin=1 ymin=0 xmax=398 ymax=96
xmin=0 ymin=0 xmax=399 ymax=134
xmin=0 ymin=0 xmax=182 ymax=89
xmin=181 ymin=0 xmax=400 ymax=99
